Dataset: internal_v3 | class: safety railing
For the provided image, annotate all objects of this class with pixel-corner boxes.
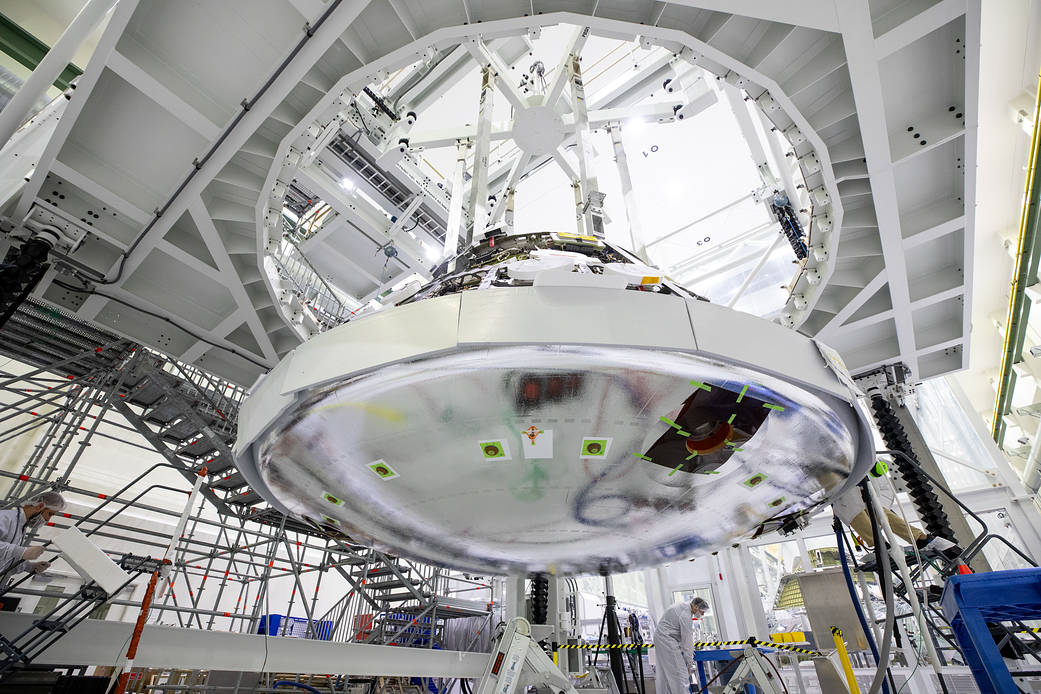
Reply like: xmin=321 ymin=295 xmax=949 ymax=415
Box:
xmin=268 ymin=229 xmax=357 ymax=330
xmin=0 ymin=324 xmax=491 ymax=665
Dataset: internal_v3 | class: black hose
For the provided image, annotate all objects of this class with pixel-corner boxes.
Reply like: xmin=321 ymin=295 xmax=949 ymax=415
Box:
xmin=531 ymin=573 xmax=549 ymax=624
xmin=861 ymin=482 xmax=896 ymax=694
xmin=834 ymin=516 xmax=893 ymax=694
xmin=869 ymin=396 xmax=956 ymax=542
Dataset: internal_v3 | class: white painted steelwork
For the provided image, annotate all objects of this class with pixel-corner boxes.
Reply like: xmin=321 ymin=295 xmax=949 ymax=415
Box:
xmin=0 ymin=0 xmax=978 ymax=386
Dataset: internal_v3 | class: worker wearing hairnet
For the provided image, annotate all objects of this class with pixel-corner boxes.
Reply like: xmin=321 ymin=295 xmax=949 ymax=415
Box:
xmin=654 ymin=597 xmax=709 ymax=694
xmin=0 ymin=491 xmax=66 ymax=576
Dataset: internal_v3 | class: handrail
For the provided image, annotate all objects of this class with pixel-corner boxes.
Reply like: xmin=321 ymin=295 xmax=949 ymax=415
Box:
xmin=268 ymin=238 xmax=355 ymax=329
xmin=877 ymin=449 xmax=1038 ymax=571
xmin=284 ymin=237 xmax=351 ymax=313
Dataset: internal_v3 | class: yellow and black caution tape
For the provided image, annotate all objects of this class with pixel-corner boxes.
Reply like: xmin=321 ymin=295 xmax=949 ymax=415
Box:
xmin=556 ymin=639 xmax=820 ymax=656
xmin=694 ymin=639 xmax=821 ymax=656
xmin=1019 ymin=627 xmax=1041 ymax=634
xmin=558 ymin=643 xmax=653 ymax=650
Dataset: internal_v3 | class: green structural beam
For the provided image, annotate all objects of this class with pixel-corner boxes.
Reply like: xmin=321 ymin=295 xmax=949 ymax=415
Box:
xmin=993 ymin=80 xmax=1041 ymax=448
xmin=0 ymin=12 xmax=83 ymax=91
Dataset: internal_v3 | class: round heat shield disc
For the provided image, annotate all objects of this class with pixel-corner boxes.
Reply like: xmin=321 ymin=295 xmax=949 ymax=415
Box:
xmin=234 ymin=288 xmax=872 ymax=575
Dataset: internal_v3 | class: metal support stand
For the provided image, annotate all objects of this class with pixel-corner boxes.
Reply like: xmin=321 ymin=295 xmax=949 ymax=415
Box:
xmin=941 ymin=568 xmax=1041 ymax=694
xmin=474 ymin=617 xmax=578 ymax=694
xmin=718 ymin=644 xmax=784 ymax=694
xmin=602 ymin=575 xmax=627 ymax=694
xmin=0 ymin=555 xmax=149 ymax=682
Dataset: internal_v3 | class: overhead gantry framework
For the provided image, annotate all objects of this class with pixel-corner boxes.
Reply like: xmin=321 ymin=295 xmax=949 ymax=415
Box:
xmin=0 ymin=0 xmax=979 ymax=386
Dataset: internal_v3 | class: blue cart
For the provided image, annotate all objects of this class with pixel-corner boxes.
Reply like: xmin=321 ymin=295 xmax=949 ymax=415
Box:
xmin=941 ymin=568 xmax=1041 ymax=694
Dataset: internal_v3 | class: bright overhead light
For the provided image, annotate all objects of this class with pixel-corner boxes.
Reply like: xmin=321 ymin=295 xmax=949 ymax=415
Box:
xmin=626 ymin=117 xmax=647 ymax=133
xmin=340 ymin=177 xmax=356 ymax=191
xmin=423 ymin=243 xmax=440 ymax=262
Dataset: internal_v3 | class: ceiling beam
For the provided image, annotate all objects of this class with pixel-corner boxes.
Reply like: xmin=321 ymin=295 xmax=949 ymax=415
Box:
xmin=67 ymin=0 xmax=375 ymax=290
xmin=12 ymin=0 xmax=139 ymax=222
xmin=836 ymin=0 xmax=919 ymax=377
xmin=816 ymin=269 xmax=889 ymax=337
xmin=666 ymin=0 xmax=840 ymax=33
xmin=106 ymin=50 xmax=221 ymax=141
xmin=48 ymin=160 xmax=151 ymax=226
xmin=179 ymin=309 xmax=245 ymax=365
xmin=875 ymin=0 xmax=967 ymax=59
xmin=189 ymin=199 xmax=279 ymax=362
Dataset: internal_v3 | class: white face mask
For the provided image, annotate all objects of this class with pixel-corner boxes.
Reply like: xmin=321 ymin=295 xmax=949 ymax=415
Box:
xmin=24 ymin=512 xmax=45 ymax=531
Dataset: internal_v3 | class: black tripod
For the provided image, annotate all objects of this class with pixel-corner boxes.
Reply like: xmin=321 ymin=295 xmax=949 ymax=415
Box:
xmin=592 ymin=574 xmax=646 ymax=694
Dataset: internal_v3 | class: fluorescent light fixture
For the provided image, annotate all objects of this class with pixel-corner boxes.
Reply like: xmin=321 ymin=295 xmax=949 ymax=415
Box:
xmin=340 ymin=177 xmax=356 ymax=191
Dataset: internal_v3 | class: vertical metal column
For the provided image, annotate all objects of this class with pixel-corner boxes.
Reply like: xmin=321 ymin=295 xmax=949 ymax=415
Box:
xmin=8 ymin=384 xmax=89 ymax=498
xmin=567 ymin=48 xmax=604 ymax=239
xmin=466 ymin=65 xmax=495 ymax=248
xmin=249 ymin=516 xmax=288 ymax=632
xmin=607 ymin=125 xmax=646 ymax=259
xmin=487 ymin=153 xmax=530 ymax=230
xmin=445 ymin=140 xmax=469 ymax=269
xmin=34 ymin=383 xmax=97 ymax=484
xmin=53 ymin=363 xmax=132 ymax=487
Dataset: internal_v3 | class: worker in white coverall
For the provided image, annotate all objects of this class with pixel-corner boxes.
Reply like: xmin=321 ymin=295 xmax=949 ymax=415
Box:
xmin=654 ymin=597 xmax=709 ymax=694
xmin=0 ymin=491 xmax=66 ymax=576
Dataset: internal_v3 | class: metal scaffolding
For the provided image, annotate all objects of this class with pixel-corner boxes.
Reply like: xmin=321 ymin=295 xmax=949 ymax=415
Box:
xmin=0 ymin=299 xmax=495 ymax=691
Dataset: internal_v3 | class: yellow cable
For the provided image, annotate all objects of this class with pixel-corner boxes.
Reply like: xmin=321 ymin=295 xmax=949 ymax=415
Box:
xmin=831 ymin=627 xmax=862 ymax=694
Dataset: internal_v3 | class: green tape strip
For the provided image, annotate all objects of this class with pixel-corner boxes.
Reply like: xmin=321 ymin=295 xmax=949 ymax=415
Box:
xmin=659 ymin=416 xmax=680 ymax=428
xmin=736 ymin=385 xmax=749 ymax=403
xmin=685 ymin=452 xmax=698 ymax=461
xmin=668 ymin=464 xmax=683 ymax=477
xmin=676 ymin=430 xmax=690 ymax=437
xmin=633 ymin=453 xmax=652 ymax=462
xmin=763 ymin=403 xmax=785 ymax=411
xmin=727 ymin=413 xmax=736 ymax=424
xmin=690 ymin=381 xmax=712 ymax=392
